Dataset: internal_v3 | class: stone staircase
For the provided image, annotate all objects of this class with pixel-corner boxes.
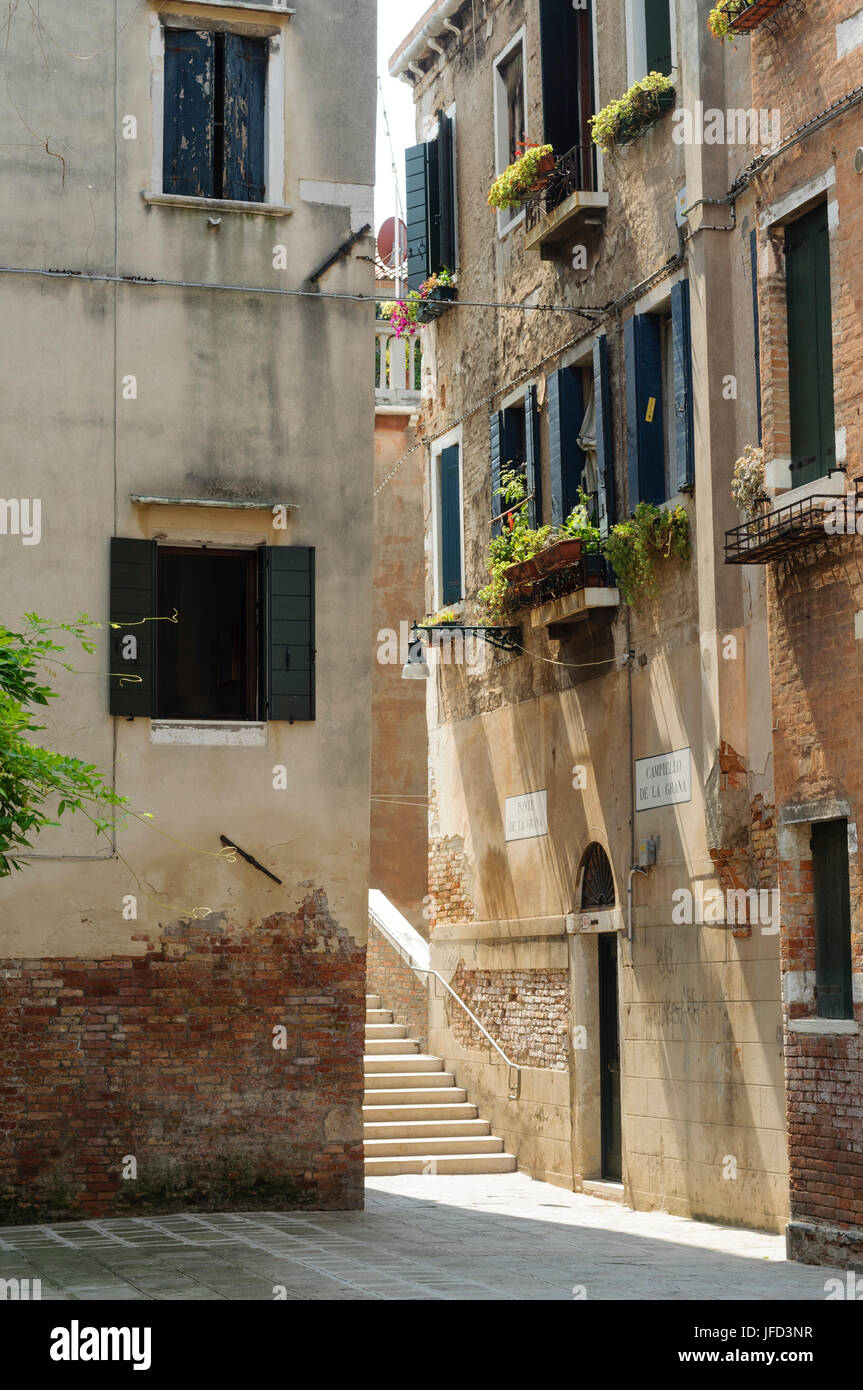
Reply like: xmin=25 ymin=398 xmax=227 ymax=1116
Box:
xmin=364 ymin=993 xmax=517 ymax=1175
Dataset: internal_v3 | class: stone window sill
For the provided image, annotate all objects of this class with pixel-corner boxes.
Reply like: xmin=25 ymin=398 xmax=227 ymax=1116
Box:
xmin=150 ymin=721 xmax=268 ymax=747
xmin=787 ymin=1018 xmax=859 ymax=1036
xmin=143 ymin=192 xmax=293 ymax=218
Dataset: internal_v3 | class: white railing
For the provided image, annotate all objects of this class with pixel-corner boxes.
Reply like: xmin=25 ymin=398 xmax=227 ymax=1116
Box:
xmin=375 ymin=322 xmax=422 ymax=407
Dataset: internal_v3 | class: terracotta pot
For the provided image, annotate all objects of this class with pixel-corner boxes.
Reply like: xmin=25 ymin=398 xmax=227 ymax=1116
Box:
xmin=503 ymin=557 xmax=540 ymax=585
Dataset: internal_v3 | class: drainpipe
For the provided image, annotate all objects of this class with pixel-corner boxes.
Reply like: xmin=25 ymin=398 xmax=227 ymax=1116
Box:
xmin=627 ymin=864 xmax=649 ymax=953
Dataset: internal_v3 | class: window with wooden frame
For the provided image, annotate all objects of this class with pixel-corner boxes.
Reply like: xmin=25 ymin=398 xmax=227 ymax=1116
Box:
xmin=493 ymin=31 xmax=528 ymax=232
xmin=490 ymin=387 xmax=541 ymax=534
xmin=538 ymin=0 xmax=596 ymax=192
xmin=109 ymin=540 xmax=314 ymax=722
xmin=626 ymin=0 xmax=674 ymax=83
xmin=812 ymin=819 xmax=854 ymax=1021
xmin=163 ymin=27 xmax=268 ymax=202
xmin=785 ymin=202 xmax=836 ymax=487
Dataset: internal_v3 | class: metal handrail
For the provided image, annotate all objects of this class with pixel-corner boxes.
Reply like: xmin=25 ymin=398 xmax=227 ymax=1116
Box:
xmin=368 ymin=906 xmax=522 ymax=1100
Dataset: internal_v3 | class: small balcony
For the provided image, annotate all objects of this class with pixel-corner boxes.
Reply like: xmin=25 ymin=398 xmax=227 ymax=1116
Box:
xmin=503 ymin=543 xmax=620 ymax=635
xmin=524 ymin=144 xmax=608 ymax=260
xmin=724 ymin=485 xmax=861 ymax=565
xmin=375 ymin=320 xmax=422 ymax=412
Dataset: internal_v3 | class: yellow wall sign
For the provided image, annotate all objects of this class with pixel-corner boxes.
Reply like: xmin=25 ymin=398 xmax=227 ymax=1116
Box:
xmin=645 ymin=396 xmax=657 ymax=424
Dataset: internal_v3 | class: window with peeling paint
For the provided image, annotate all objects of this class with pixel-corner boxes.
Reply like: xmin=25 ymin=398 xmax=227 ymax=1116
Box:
xmin=163 ymin=28 xmax=267 ymax=202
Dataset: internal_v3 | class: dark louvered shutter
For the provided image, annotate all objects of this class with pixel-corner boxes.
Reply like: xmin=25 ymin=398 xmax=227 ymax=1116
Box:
xmin=624 ymin=313 xmax=665 ymax=508
xmin=593 ymin=336 xmax=615 ymax=536
xmin=786 ymin=203 xmax=835 ymax=486
xmin=645 ymin=0 xmax=672 ymax=75
xmin=750 ymin=229 xmax=762 ymax=446
xmin=440 ymin=446 xmax=462 ymax=605
xmin=524 ymin=385 xmax=541 ymax=529
xmin=436 ymin=112 xmax=456 ymax=271
xmin=405 ymin=143 xmax=430 ymax=292
xmin=223 ymin=34 xmax=267 ymax=202
xmin=163 ymin=29 xmax=215 ymax=198
xmin=490 ymin=410 xmax=504 ymax=537
xmin=267 ymin=547 xmax=315 ymax=722
xmin=671 ymin=280 xmax=695 ymax=494
xmin=812 ymin=820 xmax=853 ymax=1020
xmin=109 ymin=538 xmax=156 ymax=717
xmin=547 ymin=367 xmax=586 ymax=527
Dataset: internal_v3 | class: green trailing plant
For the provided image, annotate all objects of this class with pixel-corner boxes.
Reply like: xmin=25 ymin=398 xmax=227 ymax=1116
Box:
xmin=604 ymin=502 xmax=691 ymax=606
xmin=708 ymin=0 xmax=751 ymax=41
xmin=478 ymin=470 xmax=551 ymax=622
xmin=487 ymin=142 xmax=555 ymax=211
xmin=589 ymin=72 xmax=674 ymax=153
xmin=554 ymin=491 xmax=603 ymax=552
xmin=0 ymin=615 xmax=127 ymax=875
xmin=730 ymin=444 xmax=766 ymax=519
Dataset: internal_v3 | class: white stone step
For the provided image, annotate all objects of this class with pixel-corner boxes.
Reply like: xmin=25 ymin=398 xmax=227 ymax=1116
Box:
xmin=364 ymin=1036 xmax=418 ymax=1054
xmin=365 ymin=1134 xmax=504 ymax=1158
xmin=363 ymin=1086 xmax=468 ymax=1106
xmin=364 ymin=1118 xmax=490 ymax=1141
xmin=364 ymin=1054 xmax=442 ymax=1074
xmin=365 ymin=1153 xmax=517 ymax=1176
xmin=365 ymin=1013 xmax=395 ymax=1028
xmin=366 ymin=994 xmax=382 ymax=1010
xmin=363 ymin=1101 xmax=477 ymax=1122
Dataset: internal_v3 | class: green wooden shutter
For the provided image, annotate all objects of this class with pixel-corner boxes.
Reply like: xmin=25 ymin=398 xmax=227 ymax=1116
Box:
xmin=163 ymin=29 xmax=215 ymax=198
xmin=547 ymin=368 xmax=586 ymax=527
xmin=437 ymin=112 xmax=456 ymax=271
xmin=624 ymin=312 xmax=665 ymax=508
xmin=266 ymin=547 xmax=315 ymax=722
xmin=490 ymin=410 xmax=504 ymax=537
xmin=405 ymin=143 xmax=430 ymax=292
xmin=440 ymin=446 xmax=462 ymax=606
xmin=645 ymin=0 xmax=672 ymax=75
xmin=223 ymin=34 xmax=267 ymax=202
xmin=671 ymin=280 xmax=695 ymax=494
xmin=812 ymin=820 xmax=853 ymax=1020
xmin=109 ymin=538 xmax=156 ymax=718
xmin=786 ymin=203 xmax=835 ymax=486
xmin=750 ymin=228 xmax=762 ymax=445
xmin=593 ymin=335 xmax=615 ymax=537
xmin=525 ymin=385 xmax=541 ymax=530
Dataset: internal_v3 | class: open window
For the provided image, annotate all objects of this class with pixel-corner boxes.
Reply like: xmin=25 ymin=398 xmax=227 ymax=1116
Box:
xmin=493 ymin=30 xmax=528 ymax=233
xmin=109 ymin=539 xmax=314 ymax=722
xmin=490 ymin=387 xmax=541 ymax=533
xmin=538 ymin=0 xmax=596 ymax=192
xmin=163 ymin=27 xmax=268 ymax=202
xmin=626 ymin=0 xmax=674 ymax=83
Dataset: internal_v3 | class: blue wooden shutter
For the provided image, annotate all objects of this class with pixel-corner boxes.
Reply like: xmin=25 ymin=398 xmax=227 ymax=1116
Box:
xmin=163 ymin=29 xmax=215 ymax=198
xmin=624 ymin=312 xmax=665 ymax=508
xmin=436 ymin=112 xmax=456 ymax=271
xmin=490 ymin=410 xmax=504 ymax=536
xmin=405 ymin=143 xmax=430 ymax=292
xmin=223 ymin=34 xmax=267 ymax=202
xmin=109 ymin=538 xmax=156 ymax=717
xmin=440 ymin=446 xmax=462 ymax=606
xmin=671 ymin=280 xmax=695 ymax=494
xmin=267 ymin=547 xmax=315 ymax=722
xmin=750 ymin=229 xmax=762 ymax=445
xmin=524 ymin=385 xmax=541 ymax=529
xmin=547 ymin=367 xmax=586 ymax=527
xmin=593 ymin=335 xmax=615 ymax=536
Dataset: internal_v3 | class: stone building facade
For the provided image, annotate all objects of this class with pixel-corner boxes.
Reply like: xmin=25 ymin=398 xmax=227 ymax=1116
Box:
xmin=391 ymin=0 xmax=792 ymax=1230
xmin=728 ymin=0 xmax=863 ymax=1267
xmin=0 ymin=0 xmax=375 ymax=1219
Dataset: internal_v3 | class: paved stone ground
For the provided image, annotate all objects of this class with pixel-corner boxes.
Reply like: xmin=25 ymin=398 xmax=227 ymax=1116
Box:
xmin=0 ymin=1174 xmax=844 ymax=1300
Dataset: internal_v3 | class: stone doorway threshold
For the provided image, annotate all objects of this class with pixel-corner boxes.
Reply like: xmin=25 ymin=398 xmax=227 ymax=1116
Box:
xmin=582 ymin=1177 xmax=625 ymax=1203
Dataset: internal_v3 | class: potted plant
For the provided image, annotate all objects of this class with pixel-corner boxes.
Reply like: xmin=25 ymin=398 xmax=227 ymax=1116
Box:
xmin=479 ymin=471 xmax=551 ymax=621
xmin=590 ymin=72 xmax=675 ymax=154
xmin=487 ymin=142 xmax=555 ymax=211
xmin=708 ymin=0 xmax=786 ymax=40
xmin=416 ymin=267 xmax=457 ymax=322
xmin=424 ymin=608 xmax=460 ymax=627
xmin=731 ymin=444 xmax=770 ymax=531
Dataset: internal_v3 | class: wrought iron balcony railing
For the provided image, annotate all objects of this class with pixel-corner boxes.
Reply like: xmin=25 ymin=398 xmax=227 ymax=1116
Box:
xmin=725 ymin=485 xmax=861 ymax=565
xmin=524 ymin=143 xmax=596 ymax=234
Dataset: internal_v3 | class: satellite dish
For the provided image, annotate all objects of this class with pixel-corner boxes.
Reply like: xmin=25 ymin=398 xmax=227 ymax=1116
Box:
xmin=377 ymin=216 xmax=407 ymax=269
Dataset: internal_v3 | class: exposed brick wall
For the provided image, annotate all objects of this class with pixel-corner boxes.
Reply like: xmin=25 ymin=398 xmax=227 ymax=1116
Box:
xmin=428 ymin=835 xmax=476 ymax=925
xmin=366 ymin=922 xmax=428 ymax=1051
xmin=785 ymin=1030 xmax=863 ymax=1235
xmin=0 ymin=894 xmax=365 ymax=1223
xmin=448 ymin=966 xmax=568 ymax=1070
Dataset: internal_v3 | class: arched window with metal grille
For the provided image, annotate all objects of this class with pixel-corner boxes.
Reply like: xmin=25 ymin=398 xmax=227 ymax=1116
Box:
xmin=580 ymin=843 xmax=616 ymax=908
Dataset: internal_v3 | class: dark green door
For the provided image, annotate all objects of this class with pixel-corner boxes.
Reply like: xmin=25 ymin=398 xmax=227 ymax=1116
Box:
xmin=598 ymin=934 xmax=622 ymax=1180
xmin=786 ymin=203 xmax=835 ymax=486
xmin=812 ymin=820 xmax=853 ymax=1019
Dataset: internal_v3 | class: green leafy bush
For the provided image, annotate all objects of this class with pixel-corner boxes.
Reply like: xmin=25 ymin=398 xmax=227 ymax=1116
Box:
xmin=604 ymin=503 xmax=691 ymax=606
xmin=487 ymin=143 xmax=555 ymax=211
xmin=478 ymin=471 xmax=551 ymax=622
xmin=590 ymin=72 xmax=674 ymax=153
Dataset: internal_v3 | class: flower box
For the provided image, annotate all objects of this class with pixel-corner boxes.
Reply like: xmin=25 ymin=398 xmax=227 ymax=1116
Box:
xmin=416 ymin=284 xmax=458 ymax=324
xmin=503 ymin=557 xmax=541 ymax=586
xmin=725 ymin=0 xmax=789 ymax=33
xmin=535 ymin=537 xmax=583 ymax=576
xmin=615 ymin=89 xmax=676 ymax=145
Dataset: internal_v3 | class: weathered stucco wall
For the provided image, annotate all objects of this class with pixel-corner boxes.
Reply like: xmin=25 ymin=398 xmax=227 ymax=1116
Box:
xmin=0 ymin=0 xmax=376 ymax=1217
